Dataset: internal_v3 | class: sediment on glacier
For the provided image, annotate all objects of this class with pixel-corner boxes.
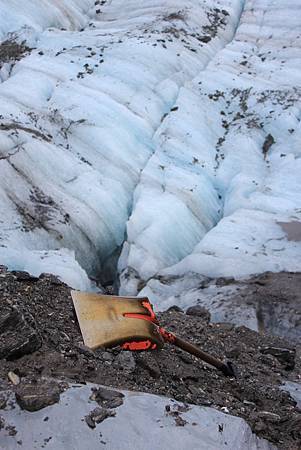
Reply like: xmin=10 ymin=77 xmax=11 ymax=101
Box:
xmin=0 ymin=268 xmax=300 ymax=448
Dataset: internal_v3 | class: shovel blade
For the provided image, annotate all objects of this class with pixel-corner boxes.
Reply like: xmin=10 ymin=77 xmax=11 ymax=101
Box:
xmin=71 ymin=291 xmax=164 ymax=350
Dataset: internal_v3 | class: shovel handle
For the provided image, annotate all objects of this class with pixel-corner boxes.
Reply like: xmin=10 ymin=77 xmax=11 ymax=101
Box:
xmin=159 ymin=328 xmax=235 ymax=377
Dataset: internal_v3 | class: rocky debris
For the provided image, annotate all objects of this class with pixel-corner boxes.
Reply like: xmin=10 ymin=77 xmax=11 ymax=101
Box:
xmin=90 ymin=387 xmax=124 ymax=409
xmin=85 ymin=407 xmax=116 ymax=429
xmin=85 ymin=386 xmax=124 ymax=429
xmin=0 ymin=269 xmax=300 ymax=448
xmin=15 ymin=379 xmax=62 ymax=412
xmin=165 ymin=403 xmax=190 ymax=427
xmin=0 ymin=299 xmax=41 ymax=360
xmin=260 ymin=347 xmax=296 ymax=370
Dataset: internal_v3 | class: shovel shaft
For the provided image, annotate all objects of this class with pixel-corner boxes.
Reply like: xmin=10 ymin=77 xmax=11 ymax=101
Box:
xmin=160 ymin=328 xmax=234 ymax=377
xmin=173 ymin=335 xmax=226 ymax=373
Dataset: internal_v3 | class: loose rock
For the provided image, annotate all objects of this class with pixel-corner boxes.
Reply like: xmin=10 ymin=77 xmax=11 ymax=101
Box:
xmin=85 ymin=407 xmax=115 ymax=428
xmin=15 ymin=379 xmax=62 ymax=412
xmin=90 ymin=387 xmax=124 ymax=409
xmin=186 ymin=305 xmax=211 ymax=322
xmin=260 ymin=347 xmax=296 ymax=370
xmin=8 ymin=371 xmax=20 ymax=385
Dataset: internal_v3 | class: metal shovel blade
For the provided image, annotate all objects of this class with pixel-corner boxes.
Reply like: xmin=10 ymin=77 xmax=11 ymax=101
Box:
xmin=71 ymin=291 xmax=164 ymax=350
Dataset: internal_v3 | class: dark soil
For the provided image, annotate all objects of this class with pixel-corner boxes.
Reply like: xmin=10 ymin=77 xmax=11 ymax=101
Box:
xmin=0 ymin=267 xmax=300 ymax=449
xmin=0 ymin=39 xmax=32 ymax=66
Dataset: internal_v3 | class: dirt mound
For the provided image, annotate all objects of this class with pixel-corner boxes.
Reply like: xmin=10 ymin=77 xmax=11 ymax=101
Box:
xmin=0 ymin=267 xmax=300 ymax=448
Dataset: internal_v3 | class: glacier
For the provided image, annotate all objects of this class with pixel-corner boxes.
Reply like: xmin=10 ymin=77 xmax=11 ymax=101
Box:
xmin=0 ymin=0 xmax=300 ymax=301
xmin=0 ymin=2 xmax=300 ymax=449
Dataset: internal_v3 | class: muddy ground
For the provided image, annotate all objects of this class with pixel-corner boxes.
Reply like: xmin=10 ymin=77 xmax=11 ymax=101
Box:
xmin=0 ymin=267 xmax=300 ymax=449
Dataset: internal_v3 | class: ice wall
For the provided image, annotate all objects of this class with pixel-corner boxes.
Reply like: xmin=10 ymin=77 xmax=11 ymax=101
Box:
xmin=0 ymin=0 xmax=300 ymax=294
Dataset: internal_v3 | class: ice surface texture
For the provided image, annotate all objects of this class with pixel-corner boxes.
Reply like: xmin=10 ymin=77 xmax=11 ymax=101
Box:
xmin=0 ymin=0 xmax=300 ymax=295
xmin=0 ymin=384 xmax=275 ymax=450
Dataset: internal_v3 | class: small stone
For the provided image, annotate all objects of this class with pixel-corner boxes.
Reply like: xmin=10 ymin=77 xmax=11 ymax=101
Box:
xmin=243 ymin=400 xmax=256 ymax=407
xmin=85 ymin=407 xmax=115 ymax=428
xmin=92 ymin=407 xmax=115 ymax=424
xmin=90 ymin=387 xmax=124 ymax=409
xmin=8 ymin=371 xmax=20 ymax=385
xmin=186 ymin=305 xmax=211 ymax=322
xmin=258 ymin=411 xmax=281 ymax=422
xmin=199 ymin=36 xmax=211 ymax=43
xmin=85 ymin=414 xmax=96 ymax=429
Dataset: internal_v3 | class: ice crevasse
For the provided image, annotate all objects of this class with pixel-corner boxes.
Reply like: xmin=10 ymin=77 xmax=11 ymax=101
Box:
xmin=0 ymin=0 xmax=300 ymax=301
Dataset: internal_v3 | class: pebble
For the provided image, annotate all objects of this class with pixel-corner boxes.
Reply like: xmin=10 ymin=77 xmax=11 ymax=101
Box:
xmin=8 ymin=371 xmax=20 ymax=385
xmin=258 ymin=411 xmax=281 ymax=422
xmin=90 ymin=387 xmax=124 ymax=409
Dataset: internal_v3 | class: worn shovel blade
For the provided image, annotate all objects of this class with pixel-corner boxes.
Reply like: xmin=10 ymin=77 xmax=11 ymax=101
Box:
xmin=71 ymin=291 xmax=164 ymax=350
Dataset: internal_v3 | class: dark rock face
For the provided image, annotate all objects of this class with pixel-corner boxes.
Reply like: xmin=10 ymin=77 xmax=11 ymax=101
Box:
xmin=0 ymin=301 xmax=41 ymax=360
xmin=15 ymin=379 xmax=61 ymax=412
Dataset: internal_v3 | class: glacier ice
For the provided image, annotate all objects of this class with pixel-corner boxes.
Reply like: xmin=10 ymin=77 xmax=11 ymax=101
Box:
xmin=0 ymin=383 xmax=275 ymax=450
xmin=0 ymin=0 xmax=300 ymax=300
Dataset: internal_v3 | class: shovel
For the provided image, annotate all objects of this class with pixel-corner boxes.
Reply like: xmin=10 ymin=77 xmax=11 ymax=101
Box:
xmin=71 ymin=291 xmax=235 ymax=377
